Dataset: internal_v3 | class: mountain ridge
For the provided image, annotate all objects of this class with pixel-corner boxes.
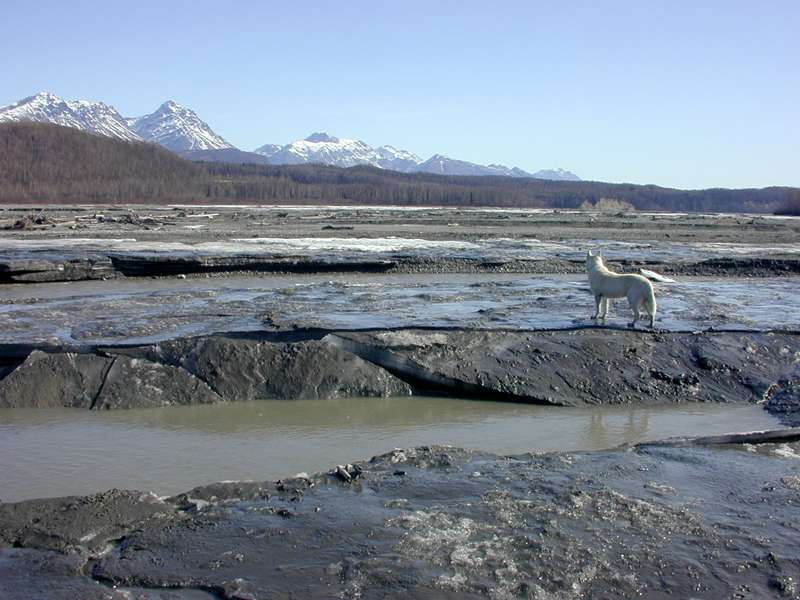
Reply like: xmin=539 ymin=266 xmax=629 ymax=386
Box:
xmin=0 ymin=92 xmax=581 ymax=181
xmin=257 ymin=133 xmax=581 ymax=181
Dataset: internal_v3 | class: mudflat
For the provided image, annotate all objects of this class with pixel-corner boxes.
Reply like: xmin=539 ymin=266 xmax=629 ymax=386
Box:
xmin=1 ymin=205 xmax=799 ymax=282
xmin=2 ymin=205 xmax=800 ymax=598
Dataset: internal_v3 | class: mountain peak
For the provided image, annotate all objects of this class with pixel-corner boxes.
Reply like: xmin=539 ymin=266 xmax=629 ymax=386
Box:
xmin=305 ymin=132 xmax=339 ymax=143
xmin=531 ymin=168 xmax=581 ymax=181
xmin=130 ymin=101 xmax=233 ymax=152
xmin=29 ymin=91 xmax=62 ymax=102
xmin=158 ymin=100 xmax=183 ymax=111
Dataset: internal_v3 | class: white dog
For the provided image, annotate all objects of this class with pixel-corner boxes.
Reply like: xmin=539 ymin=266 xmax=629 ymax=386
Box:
xmin=586 ymin=250 xmax=657 ymax=328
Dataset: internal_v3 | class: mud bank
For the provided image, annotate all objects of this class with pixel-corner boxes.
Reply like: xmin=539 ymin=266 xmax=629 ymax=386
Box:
xmin=1 ymin=328 xmax=798 ymax=412
xmin=2 ymin=435 xmax=800 ymax=599
xmin=2 ymin=250 xmax=800 ymax=283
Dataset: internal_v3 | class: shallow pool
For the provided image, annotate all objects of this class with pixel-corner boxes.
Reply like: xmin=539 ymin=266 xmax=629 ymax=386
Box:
xmin=0 ymin=397 xmax=780 ymax=502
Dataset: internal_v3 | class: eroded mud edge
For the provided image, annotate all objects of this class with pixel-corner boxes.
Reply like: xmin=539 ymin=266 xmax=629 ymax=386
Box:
xmin=1 ymin=434 xmax=800 ymax=600
xmin=2 ymin=254 xmax=800 ymax=283
xmin=1 ymin=327 xmax=799 ymax=424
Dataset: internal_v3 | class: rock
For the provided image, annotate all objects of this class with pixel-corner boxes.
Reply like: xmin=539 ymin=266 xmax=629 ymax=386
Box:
xmin=330 ymin=463 xmax=362 ymax=483
xmin=0 ymin=351 xmax=112 ymax=408
xmin=0 ymin=489 xmax=171 ymax=552
xmin=334 ymin=465 xmax=352 ymax=482
xmin=764 ymin=379 xmax=800 ymax=426
xmin=0 ymin=256 xmax=114 ymax=283
xmin=0 ymin=351 xmax=221 ymax=409
xmin=93 ymin=355 xmax=222 ymax=409
xmin=326 ymin=329 xmax=800 ymax=406
xmin=114 ymin=337 xmax=412 ymax=401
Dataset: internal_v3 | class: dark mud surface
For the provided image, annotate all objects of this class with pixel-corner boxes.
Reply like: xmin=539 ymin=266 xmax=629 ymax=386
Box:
xmin=2 ymin=437 xmax=800 ymax=599
xmin=1 ymin=329 xmax=798 ymax=414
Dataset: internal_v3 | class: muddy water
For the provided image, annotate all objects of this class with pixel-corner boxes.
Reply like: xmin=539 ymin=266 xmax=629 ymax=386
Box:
xmin=0 ymin=398 xmax=779 ymax=502
xmin=1 ymin=273 xmax=798 ymax=345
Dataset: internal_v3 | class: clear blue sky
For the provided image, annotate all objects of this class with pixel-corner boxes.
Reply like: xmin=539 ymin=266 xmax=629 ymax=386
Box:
xmin=2 ymin=0 xmax=798 ymax=189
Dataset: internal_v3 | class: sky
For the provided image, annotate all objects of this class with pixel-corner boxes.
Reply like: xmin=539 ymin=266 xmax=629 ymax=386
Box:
xmin=1 ymin=0 xmax=798 ymax=189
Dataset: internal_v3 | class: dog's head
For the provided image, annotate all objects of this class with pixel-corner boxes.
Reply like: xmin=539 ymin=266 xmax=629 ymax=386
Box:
xmin=586 ymin=249 xmax=604 ymax=271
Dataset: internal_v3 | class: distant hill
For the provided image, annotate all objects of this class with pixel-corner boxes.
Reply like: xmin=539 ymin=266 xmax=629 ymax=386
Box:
xmin=0 ymin=122 xmax=200 ymax=202
xmin=0 ymin=122 xmax=794 ymax=213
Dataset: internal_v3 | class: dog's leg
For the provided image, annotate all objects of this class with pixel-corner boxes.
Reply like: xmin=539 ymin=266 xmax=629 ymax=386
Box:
xmin=592 ymin=295 xmax=602 ymax=320
xmin=647 ymin=295 xmax=657 ymax=329
xmin=628 ymin=304 xmax=640 ymax=328
xmin=601 ymin=298 xmax=610 ymax=319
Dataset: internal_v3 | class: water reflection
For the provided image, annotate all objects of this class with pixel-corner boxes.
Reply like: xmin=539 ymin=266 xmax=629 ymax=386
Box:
xmin=584 ymin=412 xmax=651 ymax=449
xmin=0 ymin=397 xmax=779 ymax=502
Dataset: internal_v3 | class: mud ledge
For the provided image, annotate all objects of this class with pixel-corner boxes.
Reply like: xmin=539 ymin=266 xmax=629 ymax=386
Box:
xmin=2 ymin=432 xmax=800 ymax=599
xmin=1 ymin=327 xmax=798 ymax=417
xmin=2 ymin=253 xmax=800 ymax=283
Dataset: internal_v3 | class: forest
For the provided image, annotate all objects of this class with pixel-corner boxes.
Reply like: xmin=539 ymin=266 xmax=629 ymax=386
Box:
xmin=0 ymin=122 xmax=795 ymax=213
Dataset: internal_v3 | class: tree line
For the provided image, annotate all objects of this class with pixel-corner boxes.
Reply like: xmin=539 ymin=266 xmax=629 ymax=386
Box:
xmin=0 ymin=122 xmax=795 ymax=213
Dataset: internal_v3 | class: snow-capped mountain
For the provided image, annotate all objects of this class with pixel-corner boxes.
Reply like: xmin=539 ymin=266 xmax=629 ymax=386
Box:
xmin=0 ymin=92 xmax=141 ymax=142
xmin=254 ymin=143 xmax=282 ymax=158
xmin=530 ymin=168 xmax=581 ymax=181
xmin=375 ymin=145 xmax=424 ymax=172
xmin=0 ymin=92 xmax=581 ymax=180
xmin=0 ymin=93 xmax=232 ymax=153
xmin=256 ymin=133 xmax=580 ymax=180
xmin=257 ymin=133 xmax=424 ymax=170
xmin=127 ymin=101 xmax=233 ymax=152
xmin=414 ymin=155 xmax=532 ymax=178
